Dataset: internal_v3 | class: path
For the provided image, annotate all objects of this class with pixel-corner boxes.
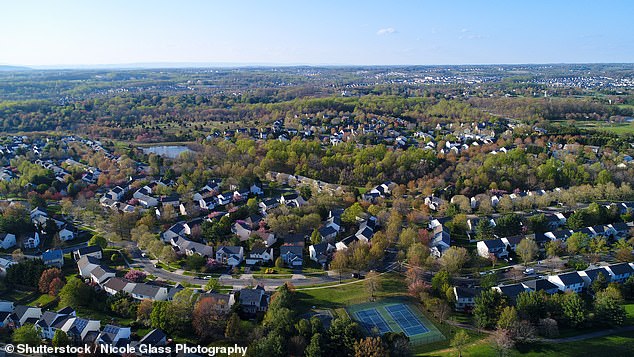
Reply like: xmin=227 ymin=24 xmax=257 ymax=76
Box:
xmin=542 ymin=325 xmax=634 ymax=343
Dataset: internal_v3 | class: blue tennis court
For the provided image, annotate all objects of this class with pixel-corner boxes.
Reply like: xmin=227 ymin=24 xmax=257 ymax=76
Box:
xmin=355 ymin=308 xmax=391 ymax=334
xmin=386 ymin=304 xmax=429 ymax=336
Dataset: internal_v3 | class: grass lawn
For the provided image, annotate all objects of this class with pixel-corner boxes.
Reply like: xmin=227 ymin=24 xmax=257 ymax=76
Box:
xmin=624 ymin=303 xmax=634 ymax=324
xmin=25 ymin=293 xmax=57 ymax=307
xmin=578 ymin=121 xmax=634 ymax=135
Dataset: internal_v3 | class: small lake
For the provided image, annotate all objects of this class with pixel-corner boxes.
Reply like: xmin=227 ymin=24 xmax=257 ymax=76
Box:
xmin=141 ymin=145 xmax=192 ymax=159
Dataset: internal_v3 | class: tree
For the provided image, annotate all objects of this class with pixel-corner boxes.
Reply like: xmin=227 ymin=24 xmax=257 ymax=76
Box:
xmin=527 ymin=213 xmax=549 ymax=233
xmin=331 ymin=250 xmax=349 ymax=283
xmin=545 ymin=240 xmax=565 ymax=258
xmin=488 ymin=329 xmax=514 ymax=357
xmin=341 ymin=203 xmax=364 ymax=224
xmin=398 ymin=227 xmax=418 ymax=250
xmin=516 ymin=238 xmax=538 ymax=265
xmin=475 ymin=219 xmax=494 ymax=241
xmin=566 ymin=232 xmax=590 ymax=256
xmin=354 ymin=336 xmax=388 ymax=357
xmin=350 ymin=241 xmax=370 ymax=274
xmin=590 ymin=272 xmax=609 ymax=294
xmin=124 ymin=269 xmax=147 ymax=282
xmin=474 ymin=289 xmax=505 ymax=329
xmin=496 ymin=306 xmax=519 ymax=331
xmin=597 ymin=169 xmax=613 ymax=185
xmin=439 ymin=246 xmax=469 ymax=274
xmin=327 ymin=317 xmax=362 ymax=357
xmin=614 ymin=240 xmax=634 ymax=262
xmin=516 ymin=290 xmax=549 ymax=322
xmin=59 ymin=278 xmax=92 ymax=308
xmin=305 ymin=333 xmax=323 ymax=357
xmin=192 ymin=297 xmax=225 ymax=340
xmin=137 ymin=299 xmax=153 ymax=325
xmin=406 ymin=242 xmax=429 ymax=267
xmin=494 ymin=214 xmax=522 ymax=237
xmin=12 ymin=323 xmax=40 ymax=345
xmin=88 ymin=235 xmax=108 ymax=249
xmin=382 ymin=332 xmax=410 ymax=357
xmin=48 ymin=277 xmax=64 ymax=296
xmin=450 ymin=330 xmax=470 ymax=357
xmin=275 ymin=256 xmax=284 ymax=268
xmin=250 ymin=330 xmax=285 ymax=357
xmin=225 ymin=313 xmax=241 ymax=340
xmin=537 ymin=318 xmax=559 ymax=338
xmin=559 ymin=292 xmax=586 ymax=328
xmin=39 ymin=268 xmax=63 ymax=294
xmin=311 ymin=228 xmax=322 ymax=245
xmin=594 ymin=285 xmax=626 ymax=327
xmin=186 ymin=254 xmax=206 ymax=271
xmin=204 ymin=278 xmax=220 ymax=292
xmin=431 ymin=270 xmax=451 ymax=296
xmin=365 ymin=271 xmax=381 ymax=300
xmin=588 ymin=237 xmax=609 ymax=262
xmin=52 ymin=329 xmax=70 ymax=347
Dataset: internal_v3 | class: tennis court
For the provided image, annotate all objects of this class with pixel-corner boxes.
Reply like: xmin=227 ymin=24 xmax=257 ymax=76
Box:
xmin=346 ymin=297 xmax=445 ymax=346
xmin=355 ymin=308 xmax=392 ymax=334
xmin=385 ymin=304 xmax=429 ymax=336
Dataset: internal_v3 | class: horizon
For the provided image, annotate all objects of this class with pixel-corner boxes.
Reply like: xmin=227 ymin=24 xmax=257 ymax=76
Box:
xmin=2 ymin=1 xmax=633 ymax=67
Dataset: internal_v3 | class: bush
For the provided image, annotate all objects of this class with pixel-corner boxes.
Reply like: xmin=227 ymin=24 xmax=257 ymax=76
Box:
xmin=566 ymin=257 xmax=589 ymax=271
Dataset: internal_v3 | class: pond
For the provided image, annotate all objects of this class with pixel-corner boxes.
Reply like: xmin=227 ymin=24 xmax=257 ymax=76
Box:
xmin=141 ymin=145 xmax=192 ymax=159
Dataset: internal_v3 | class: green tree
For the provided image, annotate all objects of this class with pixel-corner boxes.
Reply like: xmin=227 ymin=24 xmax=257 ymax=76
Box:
xmin=439 ymin=246 xmax=469 ymax=274
xmin=451 ymin=330 xmax=470 ymax=357
xmin=497 ymin=306 xmax=519 ymax=330
xmin=494 ymin=214 xmax=522 ymax=237
xmin=559 ymin=292 xmax=586 ymax=328
xmin=431 ymin=270 xmax=451 ymax=296
xmin=545 ymin=240 xmax=565 ymax=258
xmin=12 ymin=324 xmax=41 ymax=345
xmin=310 ymin=228 xmax=322 ymax=245
xmin=475 ymin=219 xmax=494 ymax=241
xmin=88 ymin=234 xmax=108 ymax=249
xmin=566 ymin=232 xmax=590 ymax=256
xmin=341 ymin=203 xmax=364 ymax=224
xmin=474 ymin=290 xmax=505 ymax=329
xmin=52 ymin=329 xmax=70 ymax=347
xmin=516 ymin=238 xmax=539 ymax=265
xmin=327 ymin=317 xmax=362 ymax=357
xmin=305 ymin=333 xmax=323 ymax=357
xmin=516 ymin=290 xmax=549 ymax=322
xmin=275 ymin=256 xmax=284 ymax=268
xmin=250 ymin=330 xmax=285 ymax=357
xmin=590 ymin=272 xmax=609 ymax=294
xmin=58 ymin=277 xmax=92 ymax=308
xmin=330 ymin=250 xmax=349 ymax=283
xmin=596 ymin=169 xmax=613 ymax=185
xmin=225 ymin=313 xmax=241 ymax=340
xmin=527 ymin=213 xmax=549 ymax=233
xmin=594 ymin=285 xmax=626 ymax=327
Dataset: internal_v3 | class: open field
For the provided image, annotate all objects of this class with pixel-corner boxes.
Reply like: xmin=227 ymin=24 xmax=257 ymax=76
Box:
xmin=577 ymin=121 xmax=634 ymax=134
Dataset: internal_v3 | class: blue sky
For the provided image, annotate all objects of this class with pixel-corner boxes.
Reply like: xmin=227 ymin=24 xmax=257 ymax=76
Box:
xmin=1 ymin=0 xmax=633 ymax=67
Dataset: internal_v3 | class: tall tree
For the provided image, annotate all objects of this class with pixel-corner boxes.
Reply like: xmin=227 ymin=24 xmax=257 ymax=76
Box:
xmin=516 ymin=238 xmax=538 ymax=265
xmin=353 ymin=337 xmax=388 ymax=357
xmin=450 ymin=330 xmax=470 ymax=357
xmin=474 ymin=289 xmax=506 ymax=329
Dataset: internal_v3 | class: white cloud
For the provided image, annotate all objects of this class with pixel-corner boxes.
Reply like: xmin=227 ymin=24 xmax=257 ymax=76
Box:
xmin=376 ymin=27 xmax=397 ymax=36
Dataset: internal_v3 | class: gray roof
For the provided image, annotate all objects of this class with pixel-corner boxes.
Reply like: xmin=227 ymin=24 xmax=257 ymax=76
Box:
xmin=239 ymin=287 xmax=267 ymax=307
xmin=281 ymin=246 xmax=303 ymax=256
xmin=137 ymin=329 xmax=167 ymax=345
xmin=557 ymin=271 xmax=584 ymax=286
xmin=523 ymin=279 xmax=558 ymax=292
xmin=131 ymin=283 xmax=162 ymax=298
xmin=217 ymin=246 xmax=242 ymax=255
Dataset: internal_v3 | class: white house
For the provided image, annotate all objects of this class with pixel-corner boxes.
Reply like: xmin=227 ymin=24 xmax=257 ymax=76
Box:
xmin=309 ymin=242 xmax=334 ymax=264
xmin=59 ymin=228 xmax=75 ymax=242
xmin=0 ymin=233 xmax=16 ymax=250
xmin=548 ymin=271 xmax=585 ymax=293
xmin=23 ymin=232 xmax=40 ymax=249
xmin=216 ymin=246 xmax=244 ymax=267
xmin=97 ymin=325 xmax=132 ymax=347
xmin=246 ymin=247 xmax=274 ymax=265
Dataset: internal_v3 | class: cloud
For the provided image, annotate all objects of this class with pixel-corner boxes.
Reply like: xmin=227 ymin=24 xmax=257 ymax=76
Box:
xmin=376 ymin=27 xmax=397 ymax=36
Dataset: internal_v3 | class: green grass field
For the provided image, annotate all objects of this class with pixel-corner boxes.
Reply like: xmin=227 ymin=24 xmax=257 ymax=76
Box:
xmin=578 ymin=121 xmax=634 ymax=135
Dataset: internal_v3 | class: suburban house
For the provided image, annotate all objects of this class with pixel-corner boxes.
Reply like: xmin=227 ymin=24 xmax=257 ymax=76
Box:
xmin=250 ymin=183 xmax=264 ymax=196
xmin=73 ymin=246 xmax=103 ymax=260
xmin=42 ymin=249 xmax=64 ymax=268
xmin=309 ymin=242 xmax=334 ymax=265
xmin=23 ymin=232 xmax=40 ymax=249
xmin=548 ymin=271 xmax=585 ymax=293
xmin=58 ymin=228 xmax=75 ymax=242
xmin=493 ymin=284 xmax=529 ymax=305
xmin=430 ymin=224 xmax=451 ymax=258
xmin=608 ymin=222 xmax=630 ymax=238
xmin=171 ymin=236 xmax=214 ymax=257
xmin=199 ymin=292 xmax=235 ymax=314
xmin=500 ymin=235 xmax=523 ymax=252
xmin=97 ymin=324 xmax=132 ymax=347
xmin=232 ymin=221 xmax=253 ymax=241
xmin=133 ymin=329 xmax=168 ymax=353
xmin=607 ymin=263 xmax=634 ymax=283
xmin=335 ymin=235 xmax=359 ymax=251
xmin=11 ymin=305 xmax=42 ymax=327
xmin=77 ymin=256 xmax=101 ymax=278
xmin=318 ymin=225 xmax=338 ymax=242
xmin=453 ymin=286 xmax=481 ymax=312
xmin=522 ymin=279 xmax=559 ymax=295
xmin=580 ymin=267 xmax=613 ymax=288
xmin=130 ymin=283 xmax=170 ymax=301
xmin=59 ymin=316 xmax=101 ymax=345
xmin=0 ymin=233 xmax=16 ymax=250
xmin=476 ymin=239 xmax=508 ymax=259
xmin=239 ymin=286 xmax=269 ymax=315
xmin=103 ymin=277 xmax=136 ymax=296
xmin=545 ymin=229 xmax=573 ymax=241
xmin=90 ymin=266 xmax=116 ymax=285
xmin=246 ymin=247 xmax=274 ymax=265
xmin=35 ymin=307 xmax=77 ymax=339
xmin=0 ymin=258 xmax=15 ymax=277
xmin=280 ymin=245 xmax=303 ymax=267
xmin=199 ymin=196 xmax=216 ymax=211
xmin=216 ymin=246 xmax=244 ymax=267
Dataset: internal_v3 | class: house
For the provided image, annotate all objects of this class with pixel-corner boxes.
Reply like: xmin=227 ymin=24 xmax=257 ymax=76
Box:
xmin=283 ymin=234 xmax=306 ymax=247
xmin=137 ymin=193 xmax=159 ymax=208
xmin=258 ymin=198 xmax=280 ymax=213
xmin=130 ymin=283 xmax=169 ymax=301
xmin=97 ymin=324 xmax=132 ymax=347
xmin=103 ymin=277 xmax=136 ymax=296
xmin=493 ymin=284 xmax=529 ymax=305
xmin=355 ymin=226 xmax=374 ymax=243
xmin=59 ymin=228 xmax=75 ymax=242
xmin=424 ymin=196 xmax=443 ymax=211
xmin=280 ymin=246 xmax=303 ymax=267
xmin=476 ymin=239 xmax=508 ymax=259
xmin=171 ymin=236 xmax=214 ymax=258
xmin=545 ymin=230 xmax=573 ymax=241
xmin=42 ymin=249 xmax=64 ymax=268
xmin=250 ymin=183 xmax=264 ymax=196
xmin=199 ymin=292 xmax=235 ymax=314
xmin=77 ymin=256 xmax=101 ymax=278
xmin=318 ymin=226 xmax=338 ymax=242
xmin=11 ymin=305 xmax=42 ymax=327
xmin=133 ymin=329 xmax=168 ymax=354
xmin=522 ymin=279 xmax=559 ymax=295
xmin=232 ymin=221 xmax=253 ymax=241
xmin=216 ymin=246 xmax=244 ymax=267
xmin=0 ymin=233 xmax=16 ymax=250
xmin=0 ymin=310 xmax=11 ymax=328
xmin=105 ymin=186 xmax=125 ymax=201
xmin=246 ymin=247 xmax=274 ymax=265
xmin=239 ymin=286 xmax=269 ymax=315
xmin=453 ymin=286 xmax=481 ymax=312
xmin=0 ymin=258 xmax=15 ymax=277
xmin=335 ymin=235 xmax=359 ymax=251
xmin=60 ymin=316 xmax=101 ymax=345
xmin=608 ymin=222 xmax=630 ymax=238
xmin=607 ymin=263 xmax=634 ymax=283
xmin=548 ymin=271 xmax=585 ymax=293
xmin=501 ymin=236 xmax=523 ymax=252
xmin=309 ymin=242 xmax=334 ymax=265
xmin=216 ymin=192 xmax=233 ymax=206
xmin=90 ymin=266 xmax=116 ymax=286
xmin=280 ymin=193 xmax=306 ymax=207
xmin=161 ymin=222 xmax=188 ymax=242
xmin=35 ymin=307 xmax=76 ymax=339
xmin=23 ymin=232 xmax=40 ymax=249
xmin=73 ymin=245 xmax=103 ymax=260
xmin=199 ymin=196 xmax=216 ymax=211
xmin=580 ymin=267 xmax=613 ymax=288
xmin=430 ymin=226 xmax=451 ymax=258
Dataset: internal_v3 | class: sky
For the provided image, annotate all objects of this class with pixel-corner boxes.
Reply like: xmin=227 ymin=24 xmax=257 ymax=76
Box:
xmin=1 ymin=0 xmax=633 ymax=67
